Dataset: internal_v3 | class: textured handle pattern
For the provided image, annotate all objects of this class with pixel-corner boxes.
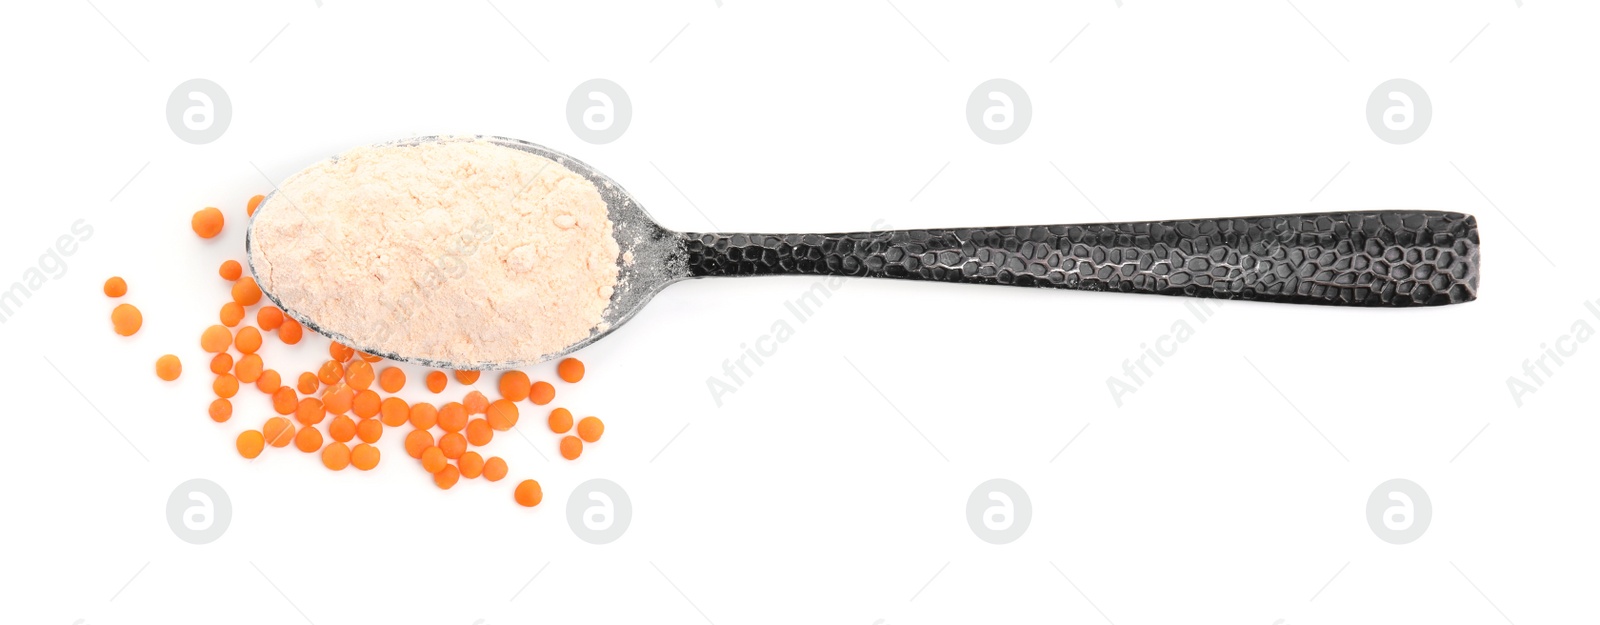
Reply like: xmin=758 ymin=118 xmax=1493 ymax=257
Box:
xmin=684 ymin=211 xmax=1479 ymax=306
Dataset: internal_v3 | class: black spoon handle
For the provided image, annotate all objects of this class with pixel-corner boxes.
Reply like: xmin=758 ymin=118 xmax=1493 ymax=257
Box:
xmin=682 ymin=210 xmax=1479 ymax=307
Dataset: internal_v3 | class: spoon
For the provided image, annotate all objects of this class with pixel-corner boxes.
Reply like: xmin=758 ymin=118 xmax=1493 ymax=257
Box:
xmin=247 ymin=135 xmax=1480 ymax=370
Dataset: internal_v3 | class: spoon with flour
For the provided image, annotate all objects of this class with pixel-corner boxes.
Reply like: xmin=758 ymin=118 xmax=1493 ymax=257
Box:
xmin=247 ymin=135 xmax=1480 ymax=370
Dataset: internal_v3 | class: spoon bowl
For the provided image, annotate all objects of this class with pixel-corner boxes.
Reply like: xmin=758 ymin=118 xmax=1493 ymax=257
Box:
xmin=246 ymin=135 xmax=689 ymax=371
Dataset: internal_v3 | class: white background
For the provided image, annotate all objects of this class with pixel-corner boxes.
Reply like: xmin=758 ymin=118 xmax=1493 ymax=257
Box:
xmin=1 ymin=1 xmax=1596 ymax=623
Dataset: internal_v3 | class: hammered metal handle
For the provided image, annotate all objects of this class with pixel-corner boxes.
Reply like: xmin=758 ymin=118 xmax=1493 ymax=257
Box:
xmin=682 ymin=211 xmax=1479 ymax=306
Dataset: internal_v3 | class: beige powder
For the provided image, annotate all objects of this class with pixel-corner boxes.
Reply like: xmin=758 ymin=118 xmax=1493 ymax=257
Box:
xmin=250 ymin=137 xmax=620 ymax=366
